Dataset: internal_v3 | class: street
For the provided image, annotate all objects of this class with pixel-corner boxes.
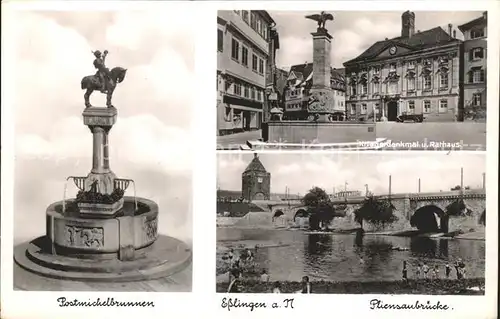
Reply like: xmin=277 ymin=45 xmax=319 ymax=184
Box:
xmin=216 ymin=122 xmax=487 ymax=150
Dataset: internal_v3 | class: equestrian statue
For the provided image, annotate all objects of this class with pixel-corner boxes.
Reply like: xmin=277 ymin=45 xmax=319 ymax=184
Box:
xmin=81 ymin=50 xmax=127 ymax=108
xmin=305 ymin=11 xmax=334 ymax=30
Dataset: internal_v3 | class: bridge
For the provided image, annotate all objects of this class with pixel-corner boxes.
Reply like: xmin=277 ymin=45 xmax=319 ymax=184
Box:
xmin=253 ymin=189 xmax=486 ymax=232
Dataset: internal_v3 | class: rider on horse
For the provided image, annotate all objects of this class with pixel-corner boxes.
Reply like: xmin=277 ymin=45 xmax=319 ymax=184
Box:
xmin=93 ymin=50 xmax=111 ymax=93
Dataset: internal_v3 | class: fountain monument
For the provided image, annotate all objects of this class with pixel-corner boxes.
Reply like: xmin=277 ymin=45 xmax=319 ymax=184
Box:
xmin=14 ymin=51 xmax=192 ymax=283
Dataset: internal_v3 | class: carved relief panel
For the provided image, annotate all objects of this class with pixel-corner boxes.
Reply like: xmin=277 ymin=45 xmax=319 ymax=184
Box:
xmin=65 ymin=226 xmax=104 ymax=248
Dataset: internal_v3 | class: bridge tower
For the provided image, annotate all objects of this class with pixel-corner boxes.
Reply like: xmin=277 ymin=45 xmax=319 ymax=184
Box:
xmin=242 ymin=153 xmax=271 ymax=201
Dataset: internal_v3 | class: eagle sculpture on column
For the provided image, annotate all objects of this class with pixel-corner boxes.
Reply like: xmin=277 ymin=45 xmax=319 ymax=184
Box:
xmin=305 ymin=11 xmax=334 ymax=30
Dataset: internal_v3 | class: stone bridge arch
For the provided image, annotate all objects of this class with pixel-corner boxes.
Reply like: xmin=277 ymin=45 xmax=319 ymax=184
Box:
xmin=410 ymin=205 xmax=449 ymax=233
xmin=408 ymin=195 xmax=486 ymax=232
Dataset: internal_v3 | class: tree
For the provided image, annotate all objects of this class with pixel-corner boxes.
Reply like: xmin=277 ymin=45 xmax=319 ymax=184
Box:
xmin=354 ymin=195 xmax=397 ymax=230
xmin=302 ymin=187 xmax=337 ymax=230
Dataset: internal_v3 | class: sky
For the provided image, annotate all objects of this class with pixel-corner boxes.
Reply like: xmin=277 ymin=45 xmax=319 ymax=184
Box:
xmin=270 ymin=11 xmax=484 ymax=69
xmin=217 ymin=152 xmax=486 ymax=196
xmin=10 ymin=10 xmax=194 ymax=245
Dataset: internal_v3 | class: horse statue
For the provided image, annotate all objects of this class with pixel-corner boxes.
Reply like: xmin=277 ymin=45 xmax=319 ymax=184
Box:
xmin=81 ymin=66 xmax=127 ymax=108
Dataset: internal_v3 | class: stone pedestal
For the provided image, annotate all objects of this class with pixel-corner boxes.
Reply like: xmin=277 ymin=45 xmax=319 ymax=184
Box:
xmin=80 ymin=107 xmax=123 ymax=216
xmin=308 ymin=28 xmax=336 ymax=121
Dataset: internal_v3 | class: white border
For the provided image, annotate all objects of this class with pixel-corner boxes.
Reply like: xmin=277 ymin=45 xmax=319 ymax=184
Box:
xmin=1 ymin=1 xmax=499 ymax=319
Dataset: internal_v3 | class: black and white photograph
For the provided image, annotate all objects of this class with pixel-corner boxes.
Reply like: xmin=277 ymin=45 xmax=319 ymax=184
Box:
xmin=216 ymin=152 xmax=486 ymax=294
xmin=216 ymin=10 xmax=488 ymax=150
xmin=9 ymin=9 xmax=194 ymax=292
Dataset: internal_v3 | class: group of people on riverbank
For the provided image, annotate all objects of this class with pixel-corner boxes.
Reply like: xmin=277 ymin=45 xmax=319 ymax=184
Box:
xmin=223 ymin=246 xmax=312 ymax=294
xmin=402 ymin=259 xmax=467 ymax=280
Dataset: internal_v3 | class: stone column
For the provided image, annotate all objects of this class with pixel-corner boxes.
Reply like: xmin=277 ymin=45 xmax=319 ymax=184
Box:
xmin=311 ymin=29 xmax=332 ymax=88
xmin=103 ymin=130 xmax=110 ymax=170
xmin=307 ymin=28 xmax=335 ymax=122
xmin=82 ymin=107 xmax=118 ymax=196
xmin=91 ymin=126 xmax=106 ymax=174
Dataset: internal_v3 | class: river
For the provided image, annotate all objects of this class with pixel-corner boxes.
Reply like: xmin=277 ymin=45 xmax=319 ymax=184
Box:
xmin=216 ymin=227 xmax=485 ymax=282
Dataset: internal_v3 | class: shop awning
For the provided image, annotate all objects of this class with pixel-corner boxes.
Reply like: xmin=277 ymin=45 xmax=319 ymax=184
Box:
xmin=223 ymin=95 xmax=263 ymax=110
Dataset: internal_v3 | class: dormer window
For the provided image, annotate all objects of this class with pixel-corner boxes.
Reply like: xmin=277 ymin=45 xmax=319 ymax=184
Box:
xmin=373 ymin=66 xmax=381 ymax=74
xmin=389 ymin=63 xmax=396 ymax=72
xmin=407 ymin=61 xmax=415 ymax=69
xmin=471 ymin=28 xmax=485 ymax=39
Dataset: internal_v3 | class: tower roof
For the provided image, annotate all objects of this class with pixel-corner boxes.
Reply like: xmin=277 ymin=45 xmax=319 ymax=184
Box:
xmin=243 ymin=153 xmax=267 ymax=174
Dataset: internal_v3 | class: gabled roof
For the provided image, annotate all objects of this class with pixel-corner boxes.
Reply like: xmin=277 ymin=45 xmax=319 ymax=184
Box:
xmin=344 ymin=27 xmax=460 ymax=66
xmin=290 ymin=63 xmax=314 ymax=82
xmin=331 ymin=68 xmax=345 ymax=81
xmin=287 ymin=63 xmax=345 ymax=85
xmin=458 ymin=13 xmax=487 ymax=32
xmin=243 ymin=154 xmax=267 ymax=174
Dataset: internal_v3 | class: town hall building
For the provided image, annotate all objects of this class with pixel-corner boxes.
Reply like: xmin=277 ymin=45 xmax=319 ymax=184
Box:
xmin=343 ymin=11 xmax=462 ymax=122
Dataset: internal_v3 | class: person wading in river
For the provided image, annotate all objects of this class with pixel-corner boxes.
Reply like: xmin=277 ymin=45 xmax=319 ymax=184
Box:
xmin=445 ymin=263 xmax=451 ymax=278
xmin=402 ymin=261 xmax=408 ymax=281
xmin=415 ymin=263 xmax=422 ymax=279
xmin=422 ymin=262 xmax=430 ymax=279
xmin=300 ymin=276 xmax=312 ymax=294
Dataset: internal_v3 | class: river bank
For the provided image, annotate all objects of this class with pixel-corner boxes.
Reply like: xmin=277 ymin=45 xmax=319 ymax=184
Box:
xmin=217 ymin=278 xmax=485 ymax=295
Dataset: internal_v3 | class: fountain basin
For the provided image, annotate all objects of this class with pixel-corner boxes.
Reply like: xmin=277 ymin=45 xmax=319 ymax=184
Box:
xmin=46 ymin=196 xmax=158 ymax=256
xmin=14 ymin=195 xmax=192 ymax=282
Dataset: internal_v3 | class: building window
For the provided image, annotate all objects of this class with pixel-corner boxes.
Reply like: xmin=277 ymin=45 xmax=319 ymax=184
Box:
xmin=471 ymin=69 xmax=485 ymax=83
xmin=473 ymin=93 xmax=482 ymax=106
xmin=423 ymin=75 xmax=431 ymax=90
xmin=407 ymin=101 xmax=415 ymax=114
xmin=234 ymin=83 xmax=241 ymax=96
xmin=351 ymin=85 xmax=357 ymax=96
xmin=372 ymin=82 xmax=379 ymax=94
xmin=423 ymin=100 xmax=431 ymax=113
xmin=225 ymin=81 xmax=231 ymax=92
xmin=244 ymin=86 xmax=249 ymax=98
xmin=350 ymin=104 xmax=356 ymax=115
xmin=373 ymin=66 xmax=380 ymax=74
xmin=242 ymin=11 xmax=249 ymax=24
xmin=217 ymin=30 xmax=223 ymax=52
xmin=257 ymin=19 xmax=262 ymax=34
xmin=259 ymin=58 xmax=264 ymax=74
xmin=252 ymin=54 xmax=258 ymax=72
xmin=250 ymin=12 xmax=256 ymax=29
xmin=407 ymin=78 xmax=415 ymax=91
xmin=241 ymin=46 xmax=249 ymax=67
xmin=257 ymin=90 xmax=262 ymax=101
xmin=407 ymin=61 xmax=415 ymax=69
xmin=470 ymin=48 xmax=485 ymax=61
xmin=388 ymin=82 xmax=398 ymax=94
xmin=471 ymin=28 xmax=485 ymax=39
xmin=390 ymin=63 xmax=396 ymax=71
xmin=251 ymin=88 xmax=255 ymax=100
xmin=361 ymin=82 xmax=367 ymax=95
xmin=439 ymin=99 xmax=448 ymax=113
xmin=440 ymin=73 xmax=448 ymax=88
xmin=231 ymin=38 xmax=239 ymax=61
xmin=360 ymin=103 xmax=367 ymax=115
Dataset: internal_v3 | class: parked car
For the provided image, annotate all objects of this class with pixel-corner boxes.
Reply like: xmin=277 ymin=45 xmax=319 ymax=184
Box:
xmin=396 ymin=113 xmax=424 ymax=123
